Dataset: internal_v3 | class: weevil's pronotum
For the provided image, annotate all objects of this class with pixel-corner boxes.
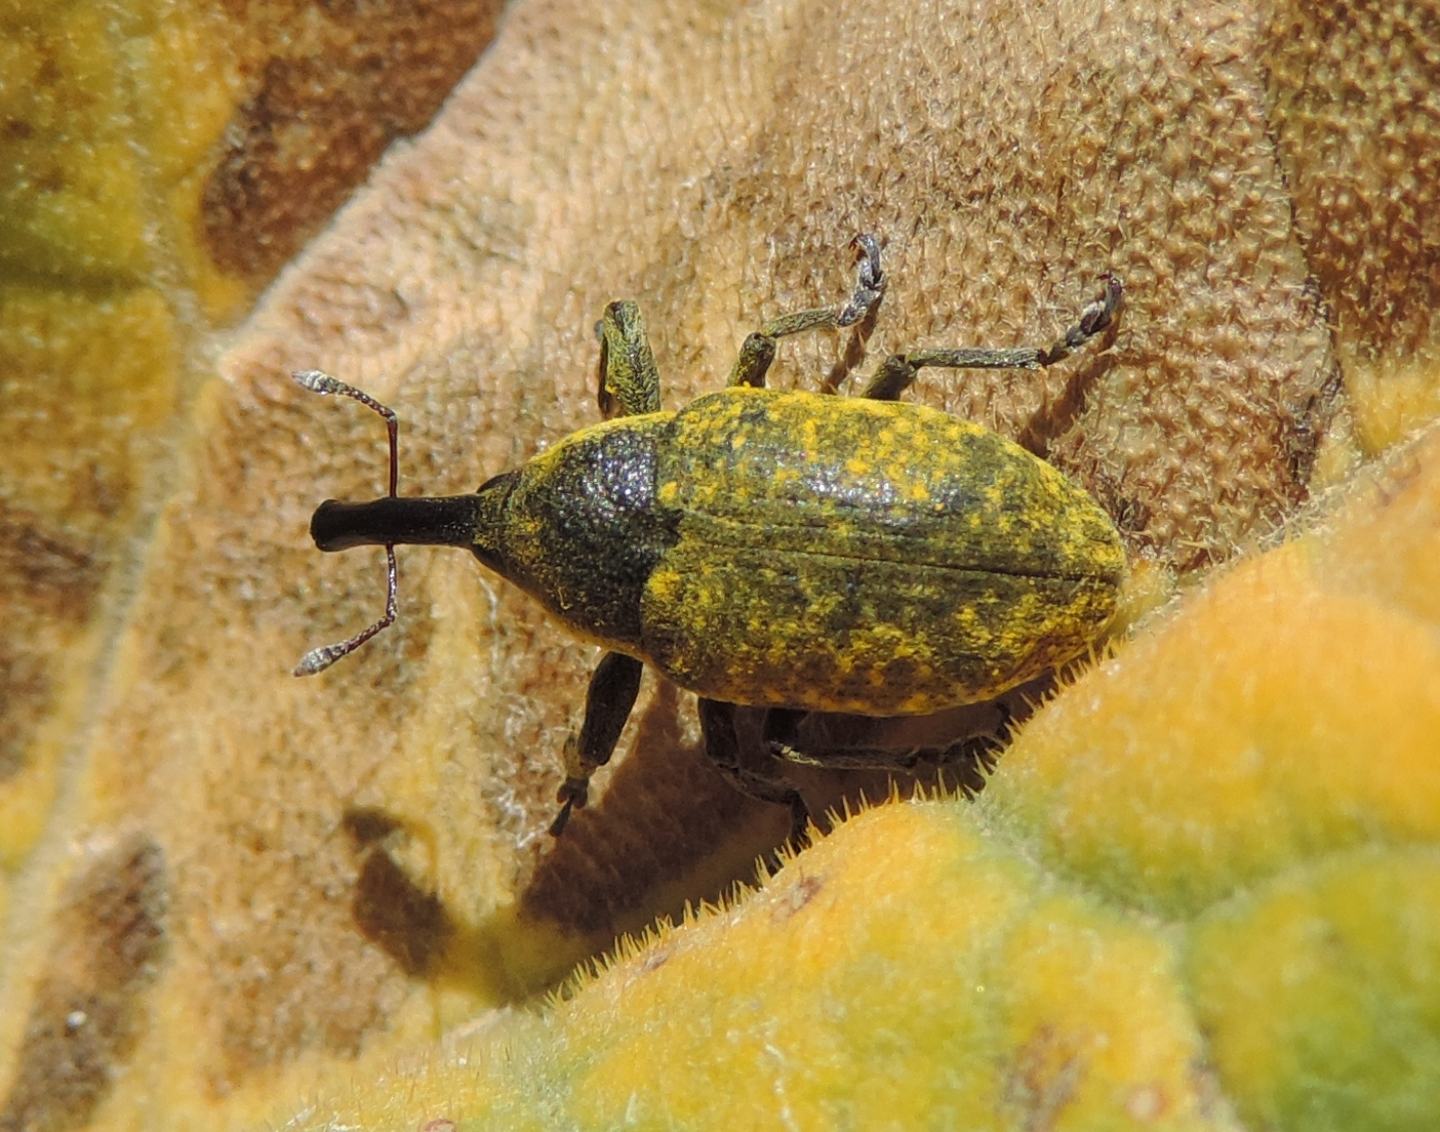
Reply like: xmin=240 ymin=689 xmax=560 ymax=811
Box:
xmin=294 ymin=237 xmax=1125 ymax=839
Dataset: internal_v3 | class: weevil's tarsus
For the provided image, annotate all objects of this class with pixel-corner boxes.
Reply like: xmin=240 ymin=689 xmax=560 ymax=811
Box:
xmin=837 ymin=232 xmax=886 ymax=326
xmin=549 ymin=773 xmax=588 ymax=837
xmin=726 ymin=233 xmax=887 ymax=390
xmin=859 ymin=272 xmax=1124 ymax=401
xmin=292 ymin=369 xmax=403 ymax=675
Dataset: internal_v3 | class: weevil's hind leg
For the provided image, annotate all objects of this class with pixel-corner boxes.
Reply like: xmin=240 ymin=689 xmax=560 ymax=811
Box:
xmin=774 ymin=724 xmax=1009 ymax=800
xmin=549 ymin=651 xmax=644 ymax=835
xmin=699 ymin=699 xmax=812 ymax=849
xmin=779 ymin=702 xmax=1012 ymax=791
xmin=595 ymin=300 xmax=662 ymax=418
xmin=775 ymin=730 xmax=1005 ymax=774
xmin=726 ymin=234 xmax=886 ymax=390
xmin=859 ymin=273 xmax=1123 ymax=401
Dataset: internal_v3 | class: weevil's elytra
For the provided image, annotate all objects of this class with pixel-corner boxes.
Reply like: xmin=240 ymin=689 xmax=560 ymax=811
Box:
xmin=294 ymin=236 xmax=1125 ymax=841
xmin=642 ymin=389 xmax=1124 ymax=715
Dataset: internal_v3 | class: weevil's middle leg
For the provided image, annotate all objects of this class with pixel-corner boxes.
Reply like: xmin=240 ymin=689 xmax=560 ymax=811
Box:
xmin=699 ymin=698 xmax=812 ymax=847
xmin=727 ymin=234 xmax=886 ymax=390
xmin=860 ymin=272 xmax=1123 ymax=401
xmin=595 ymin=300 xmax=662 ymax=418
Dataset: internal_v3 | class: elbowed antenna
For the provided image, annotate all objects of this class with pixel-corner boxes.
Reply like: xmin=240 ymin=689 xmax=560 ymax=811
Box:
xmin=292 ymin=370 xmax=401 ymax=677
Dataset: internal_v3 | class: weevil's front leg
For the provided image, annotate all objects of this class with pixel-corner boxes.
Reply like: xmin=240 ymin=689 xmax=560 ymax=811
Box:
xmin=595 ymin=300 xmax=662 ymax=418
xmin=860 ymin=273 xmax=1123 ymax=401
xmin=550 ymin=651 xmax=644 ymax=835
xmin=727 ymin=233 xmax=886 ymax=390
xmin=698 ymin=698 xmax=812 ymax=846
xmin=549 ymin=305 xmax=659 ymax=833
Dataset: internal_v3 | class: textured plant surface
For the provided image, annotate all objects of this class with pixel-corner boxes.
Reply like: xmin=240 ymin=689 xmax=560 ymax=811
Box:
xmin=1 ymin=1 xmax=1436 ymax=1129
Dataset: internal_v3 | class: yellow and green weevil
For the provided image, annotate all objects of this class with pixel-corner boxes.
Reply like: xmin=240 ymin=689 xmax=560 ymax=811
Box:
xmin=293 ymin=236 xmax=1125 ymax=839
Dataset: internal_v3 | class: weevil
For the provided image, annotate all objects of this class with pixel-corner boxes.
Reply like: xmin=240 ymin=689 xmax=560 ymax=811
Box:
xmin=293 ymin=236 xmax=1125 ymax=840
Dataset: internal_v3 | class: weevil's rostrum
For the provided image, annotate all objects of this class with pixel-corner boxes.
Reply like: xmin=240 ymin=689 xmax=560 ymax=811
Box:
xmin=294 ymin=236 xmax=1125 ymax=838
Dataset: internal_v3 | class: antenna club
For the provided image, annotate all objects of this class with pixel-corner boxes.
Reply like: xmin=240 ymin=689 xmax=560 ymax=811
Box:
xmin=294 ymin=644 xmax=344 ymax=677
xmin=293 ymin=369 xmax=343 ymax=395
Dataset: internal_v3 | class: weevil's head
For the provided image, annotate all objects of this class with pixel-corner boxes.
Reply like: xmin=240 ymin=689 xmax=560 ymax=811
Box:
xmin=291 ymin=369 xmax=523 ymax=676
xmin=292 ymin=367 xmax=671 ymax=675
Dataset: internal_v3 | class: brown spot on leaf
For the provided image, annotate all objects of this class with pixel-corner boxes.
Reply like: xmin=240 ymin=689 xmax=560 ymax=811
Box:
xmin=0 ymin=837 xmax=167 ymax=1132
xmin=1000 ymin=1026 xmax=1085 ymax=1132
xmin=0 ymin=649 xmax=49 ymax=782
xmin=201 ymin=0 xmax=506 ymax=280
xmin=0 ymin=501 xmax=103 ymax=624
xmin=342 ymin=804 xmax=406 ymax=846
xmin=0 ymin=503 xmax=108 ymax=781
xmin=1262 ymin=3 xmax=1440 ymax=364
xmin=772 ymin=872 xmax=824 ymax=923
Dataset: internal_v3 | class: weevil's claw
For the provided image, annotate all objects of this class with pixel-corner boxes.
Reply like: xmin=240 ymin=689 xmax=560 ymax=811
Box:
xmin=548 ymin=798 xmax=576 ymax=837
xmin=549 ymin=776 xmax=590 ymax=836
xmin=851 ymin=233 xmax=884 ymax=290
xmin=1036 ymin=272 xmax=1124 ymax=364
xmin=1079 ymin=273 xmax=1124 ymax=338
xmin=837 ymin=233 xmax=886 ymax=327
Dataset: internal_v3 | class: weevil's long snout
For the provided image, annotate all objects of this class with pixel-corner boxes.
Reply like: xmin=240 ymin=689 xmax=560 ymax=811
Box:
xmin=310 ymin=496 xmax=484 ymax=552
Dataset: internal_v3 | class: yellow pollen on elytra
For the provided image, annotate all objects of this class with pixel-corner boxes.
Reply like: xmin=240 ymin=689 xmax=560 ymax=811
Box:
xmin=646 ymin=568 xmax=679 ymax=603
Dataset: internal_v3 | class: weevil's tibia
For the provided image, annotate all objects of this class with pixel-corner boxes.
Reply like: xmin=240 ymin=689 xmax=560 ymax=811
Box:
xmin=549 ymin=651 xmax=644 ymax=835
xmin=726 ymin=233 xmax=886 ymax=390
xmin=291 ymin=369 xmax=403 ymax=676
xmin=859 ymin=272 xmax=1123 ymax=401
